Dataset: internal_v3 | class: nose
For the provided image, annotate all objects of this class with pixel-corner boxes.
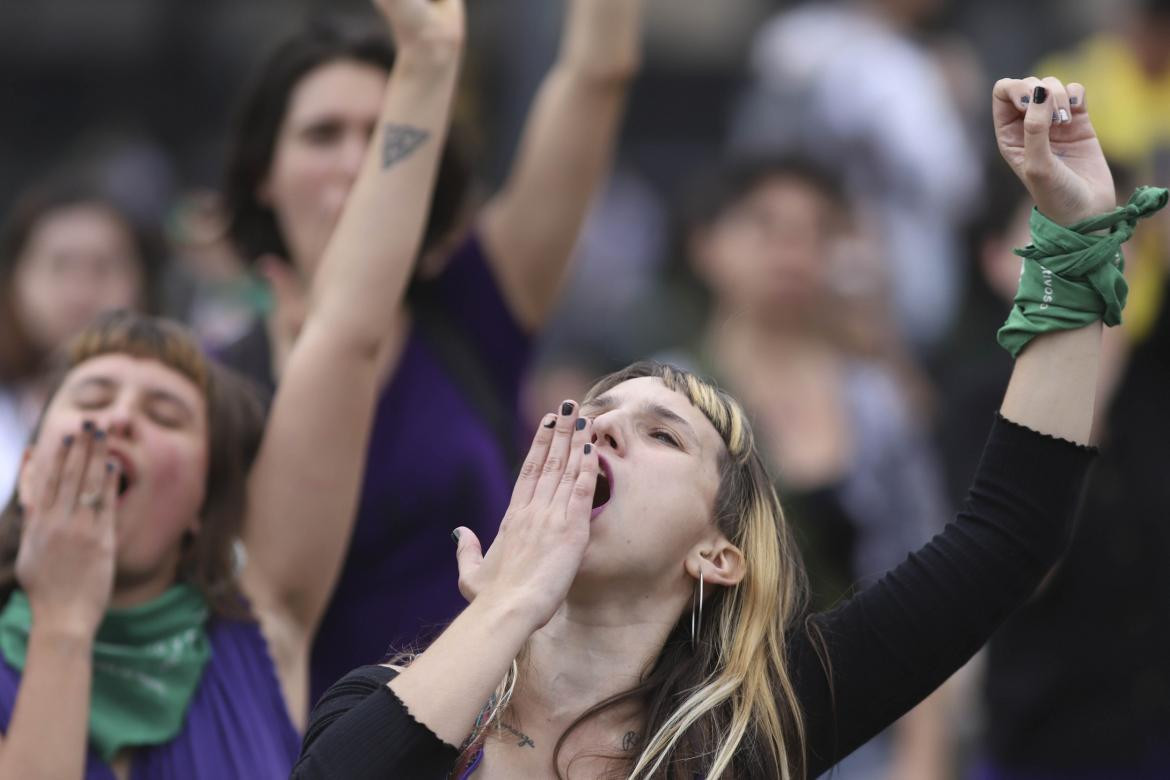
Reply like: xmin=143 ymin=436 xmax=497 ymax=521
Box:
xmin=92 ymin=400 xmax=136 ymax=442
xmin=589 ymin=411 xmax=624 ymax=455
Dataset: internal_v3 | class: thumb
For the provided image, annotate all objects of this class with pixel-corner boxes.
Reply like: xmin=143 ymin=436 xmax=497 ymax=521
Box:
xmin=453 ymin=527 xmax=483 ymax=603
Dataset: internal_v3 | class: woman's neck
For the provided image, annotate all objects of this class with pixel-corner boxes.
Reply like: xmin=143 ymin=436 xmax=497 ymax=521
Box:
xmin=506 ymin=591 xmax=683 ymax=750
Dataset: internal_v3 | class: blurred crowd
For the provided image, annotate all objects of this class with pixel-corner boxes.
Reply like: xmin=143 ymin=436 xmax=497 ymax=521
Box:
xmin=1 ymin=0 xmax=1168 ymax=777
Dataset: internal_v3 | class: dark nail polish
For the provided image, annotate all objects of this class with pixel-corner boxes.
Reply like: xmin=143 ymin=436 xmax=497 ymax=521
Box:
xmin=106 ymin=461 xmax=115 ymax=473
xmin=1070 ymin=96 xmax=1079 ymax=106
xmin=63 ymin=434 xmax=75 ymax=446
xmin=93 ymin=429 xmax=106 ymax=441
xmin=575 ymin=418 xmax=586 ymax=431
xmin=450 ymin=529 xmax=461 ymax=543
xmin=560 ymin=401 xmax=574 ymax=416
xmin=584 ymin=444 xmax=592 ymax=454
xmin=1032 ymin=86 xmax=1048 ymax=105
xmin=82 ymin=421 xmax=95 ymax=434
xmin=543 ymin=417 xmax=556 ymax=429
xmin=1020 ymin=95 xmax=1030 ymax=104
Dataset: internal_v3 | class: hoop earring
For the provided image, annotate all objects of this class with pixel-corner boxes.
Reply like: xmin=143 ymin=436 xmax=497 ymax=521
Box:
xmin=690 ymin=563 xmax=704 ymax=650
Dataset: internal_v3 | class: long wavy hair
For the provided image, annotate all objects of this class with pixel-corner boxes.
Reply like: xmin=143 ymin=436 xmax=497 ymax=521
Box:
xmin=0 ymin=311 xmax=266 ymax=617
xmin=460 ymin=361 xmax=817 ymax=779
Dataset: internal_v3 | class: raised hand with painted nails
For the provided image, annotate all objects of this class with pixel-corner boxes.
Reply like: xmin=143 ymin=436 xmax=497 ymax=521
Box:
xmin=992 ymin=77 xmax=1114 ymax=226
xmin=453 ymin=404 xmax=598 ymax=628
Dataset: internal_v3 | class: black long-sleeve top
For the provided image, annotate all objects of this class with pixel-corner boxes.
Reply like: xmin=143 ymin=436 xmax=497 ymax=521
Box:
xmin=293 ymin=416 xmax=1096 ymax=778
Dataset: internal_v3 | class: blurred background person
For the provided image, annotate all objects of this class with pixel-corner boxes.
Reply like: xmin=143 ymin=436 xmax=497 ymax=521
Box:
xmin=0 ymin=175 xmax=163 ymax=504
xmin=661 ymin=155 xmax=952 ymax=780
xmin=731 ymin=0 xmax=984 ymax=356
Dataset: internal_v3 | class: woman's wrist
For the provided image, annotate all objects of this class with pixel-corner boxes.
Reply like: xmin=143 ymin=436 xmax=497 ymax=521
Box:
xmin=27 ymin=600 xmax=101 ymax=645
xmin=469 ymin=588 xmax=548 ymax=640
xmin=28 ymin=617 xmax=97 ymax=654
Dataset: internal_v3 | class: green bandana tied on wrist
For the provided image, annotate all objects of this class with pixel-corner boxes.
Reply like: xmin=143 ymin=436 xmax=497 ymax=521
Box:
xmin=997 ymin=186 xmax=1169 ymax=357
xmin=0 ymin=584 xmax=211 ymax=762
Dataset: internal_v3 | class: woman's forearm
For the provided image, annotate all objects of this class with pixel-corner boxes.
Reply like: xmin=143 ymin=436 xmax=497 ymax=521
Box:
xmin=1001 ymin=323 xmax=1102 ymax=445
xmin=388 ymin=594 xmax=537 ymax=749
xmin=241 ymin=32 xmax=465 ymax=669
xmin=307 ymin=38 xmax=463 ymax=353
xmin=561 ymin=0 xmax=642 ymax=82
xmin=480 ymin=0 xmax=643 ymax=329
xmin=0 ymin=624 xmax=93 ymax=778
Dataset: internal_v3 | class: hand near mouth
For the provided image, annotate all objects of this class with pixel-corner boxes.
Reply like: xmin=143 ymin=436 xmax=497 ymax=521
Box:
xmin=15 ymin=422 xmax=120 ymax=638
xmin=452 ymin=401 xmax=598 ymax=629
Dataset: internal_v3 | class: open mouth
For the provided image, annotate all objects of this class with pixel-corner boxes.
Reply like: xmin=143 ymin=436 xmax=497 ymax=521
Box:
xmin=107 ymin=451 xmax=136 ymax=498
xmin=591 ymin=457 xmax=613 ymax=519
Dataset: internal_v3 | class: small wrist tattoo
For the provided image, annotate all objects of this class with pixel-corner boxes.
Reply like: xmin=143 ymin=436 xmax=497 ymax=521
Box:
xmin=382 ymin=124 xmax=430 ymax=170
xmin=622 ymin=731 xmax=640 ymax=752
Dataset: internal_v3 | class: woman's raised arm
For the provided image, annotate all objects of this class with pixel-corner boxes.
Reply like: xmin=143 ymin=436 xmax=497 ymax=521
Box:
xmin=791 ymin=77 xmax=1167 ymax=774
xmin=239 ymin=0 xmax=464 ymax=722
xmin=479 ymin=0 xmax=645 ymax=330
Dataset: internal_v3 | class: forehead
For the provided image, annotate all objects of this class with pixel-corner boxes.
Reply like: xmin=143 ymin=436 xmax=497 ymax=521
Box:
xmin=26 ymin=204 xmax=134 ymax=251
xmin=58 ymin=354 xmax=205 ymax=411
xmin=287 ymin=60 xmax=388 ymax=122
xmin=591 ymin=376 xmax=724 ymax=451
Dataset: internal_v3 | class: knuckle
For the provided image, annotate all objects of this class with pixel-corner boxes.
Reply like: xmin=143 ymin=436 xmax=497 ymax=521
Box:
xmin=519 ymin=459 xmax=541 ymax=480
xmin=572 ymin=480 xmax=594 ymax=499
xmin=542 ymin=456 xmax=564 ymax=474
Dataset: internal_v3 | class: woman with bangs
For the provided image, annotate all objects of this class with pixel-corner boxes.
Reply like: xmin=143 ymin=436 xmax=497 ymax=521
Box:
xmin=0 ymin=0 xmax=463 ymax=776
xmin=0 ymin=175 xmax=166 ymax=505
xmin=295 ymin=78 xmax=1157 ymax=779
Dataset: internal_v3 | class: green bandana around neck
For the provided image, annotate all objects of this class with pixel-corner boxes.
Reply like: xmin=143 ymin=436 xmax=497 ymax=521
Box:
xmin=0 ymin=584 xmax=211 ymax=762
xmin=997 ymin=186 xmax=1169 ymax=357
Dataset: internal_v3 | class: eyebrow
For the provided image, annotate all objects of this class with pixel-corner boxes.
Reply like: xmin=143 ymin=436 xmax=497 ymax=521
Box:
xmin=583 ymin=393 xmax=700 ymax=447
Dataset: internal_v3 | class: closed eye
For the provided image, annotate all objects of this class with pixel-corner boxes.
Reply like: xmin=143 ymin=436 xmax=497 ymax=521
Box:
xmin=651 ymin=430 xmax=680 ymax=448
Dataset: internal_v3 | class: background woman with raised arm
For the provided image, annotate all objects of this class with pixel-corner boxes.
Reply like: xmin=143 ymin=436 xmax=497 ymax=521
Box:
xmin=219 ymin=0 xmax=646 ymax=702
xmin=293 ymin=77 xmax=1167 ymax=779
xmin=0 ymin=0 xmax=463 ymax=776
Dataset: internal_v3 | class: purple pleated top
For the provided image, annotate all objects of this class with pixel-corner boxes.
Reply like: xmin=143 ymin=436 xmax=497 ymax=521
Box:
xmin=0 ymin=617 xmax=300 ymax=779
xmin=309 ymin=233 xmax=532 ymax=703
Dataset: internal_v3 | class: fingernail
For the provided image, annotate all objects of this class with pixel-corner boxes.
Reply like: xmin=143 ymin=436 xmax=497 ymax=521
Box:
xmin=451 ymin=529 xmax=461 ymax=543
xmin=543 ymin=416 xmax=556 ymax=429
xmin=560 ymin=401 xmax=574 ymax=416
xmin=63 ymin=434 xmax=75 ymax=446
xmin=106 ymin=461 xmax=115 ymax=473
xmin=584 ymin=443 xmax=592 ymax=454
xmin=1020 ymin=95 xmax=1030 ymax=105
xmin=1033 ymin=86 xmax=1048 ymax=105
xmin=82 ymin=421 xmax=95 ymax=434
xmin=575 ymin=418 xmax=586 ymax=431
xmin=1058 ymin=108 xmax=1070 ymax=123
xmin=93 ymin=429 xmax=106 ymax=441
xmin=1069 ymin=96 xmax=1079 ymax=106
